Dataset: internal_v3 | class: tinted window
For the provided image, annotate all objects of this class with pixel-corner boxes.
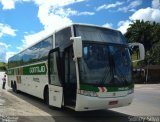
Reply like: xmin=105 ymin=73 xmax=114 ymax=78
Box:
xmin=55 ymin=27 xmax=72 ymax=50
xmin=22 ymin=49 xmax=32 ymax=64
xmin=75 ymin=25 xmax=127 ymax=44
xmin=8 ymin=56 xmax=15 ymax=68
xmin=39 ymin=37 xmax=53 ymax=60
xmin=31 ymin=42 xmax=41 ymax=62
xmin=49 ymin=51 xmax=61 ymax=86
xmin=22 ymin=36 xmax=53 ymax=64
xmin=8 ymin=36 xmax=53 ymax=68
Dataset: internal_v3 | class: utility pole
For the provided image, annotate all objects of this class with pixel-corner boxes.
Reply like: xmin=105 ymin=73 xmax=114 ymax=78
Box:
xmin=145 ymin=60 xmax=150 ymax=83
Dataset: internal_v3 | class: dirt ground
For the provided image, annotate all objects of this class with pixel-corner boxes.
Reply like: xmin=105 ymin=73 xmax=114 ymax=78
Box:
xmin=1 ymin=88 xmax=125 ymax=122
xmin=0 ymin=88 xmax=55 ymax=122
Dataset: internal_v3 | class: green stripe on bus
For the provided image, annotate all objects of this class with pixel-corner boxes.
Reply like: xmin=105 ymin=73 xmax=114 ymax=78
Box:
xmin=8 ymin=63 xmax=47 ymax=75
xmin=106 ymin=84 xmax=134 ymax=92
xmin=23 ymin=63 xmax=47 ymax=75
xmin=80 ymin=84 xmax=99 ymax=92
xmin=80 ymin=83 xmax=134 ymax=92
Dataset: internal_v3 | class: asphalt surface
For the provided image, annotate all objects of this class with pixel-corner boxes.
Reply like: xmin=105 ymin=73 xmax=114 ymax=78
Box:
xmin=0 ymin=83 xmax=160 ymax=122
xmin=112 ymin=84 xmax=160 ymax=116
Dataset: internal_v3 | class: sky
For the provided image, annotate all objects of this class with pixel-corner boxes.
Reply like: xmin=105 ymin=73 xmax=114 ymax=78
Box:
xmin=0 ymin=0 xmax=160 ymax=62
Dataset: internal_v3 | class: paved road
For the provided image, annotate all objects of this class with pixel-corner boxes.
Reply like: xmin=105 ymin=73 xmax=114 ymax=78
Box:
xmin=0 ymin=84 xmax=160 ymax=122
xmin=112 ymin=84 xmax=160 ymax=116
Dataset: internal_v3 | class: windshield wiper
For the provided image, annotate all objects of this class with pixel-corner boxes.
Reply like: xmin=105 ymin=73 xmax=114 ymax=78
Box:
xmin=101 ymin=54 xmax=129 ymax=86
xmin=114 ymin=63 xmax=129 ymax=86
xmin=99 ymin=54 xmax=114 ymax=85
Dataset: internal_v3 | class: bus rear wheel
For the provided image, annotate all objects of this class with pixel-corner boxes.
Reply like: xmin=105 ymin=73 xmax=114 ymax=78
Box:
xmin=11 ymin=81 xmax=13 ymax=88
xmin=13 ymin=82 xmax=16 ymax=92
xmin=13 ymin=82 xmax=19 ymax=93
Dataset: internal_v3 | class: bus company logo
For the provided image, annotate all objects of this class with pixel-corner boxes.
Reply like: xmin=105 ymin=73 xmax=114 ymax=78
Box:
xmin=98 ymin=87 xmax=107 ymax=92
xmin=29 ymin=65 xmax=46 ymax=74
xmin=118 ymin=87 xmax=128 ymax=91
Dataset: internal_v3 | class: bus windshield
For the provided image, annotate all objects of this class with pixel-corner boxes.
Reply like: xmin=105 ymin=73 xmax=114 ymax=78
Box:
xmin=78 ymin=42 xmax=132 ymax=87
xmin=74 ymin=25 xmax=127 ymax=44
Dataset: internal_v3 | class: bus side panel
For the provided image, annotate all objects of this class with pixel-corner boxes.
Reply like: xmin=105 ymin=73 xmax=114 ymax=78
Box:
xmin=8 ymin=69 xmax=48 ymax=99
xmin=18 ymin=75 xmax=48 ymax=99
xmin=7 ymin=75 xmax=16 ymax=88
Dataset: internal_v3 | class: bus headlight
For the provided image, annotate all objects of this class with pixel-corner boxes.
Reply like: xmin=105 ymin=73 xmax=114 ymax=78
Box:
xmin=78 ymin=90 xmax=98 ymax=97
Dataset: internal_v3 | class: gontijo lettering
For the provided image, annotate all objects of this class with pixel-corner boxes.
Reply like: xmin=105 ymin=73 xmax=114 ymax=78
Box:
xmin=30 ymin=66 xmax=46 ymax=74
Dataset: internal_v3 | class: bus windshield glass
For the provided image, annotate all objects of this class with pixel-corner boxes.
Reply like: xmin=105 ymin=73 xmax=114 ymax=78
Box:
xmin=75 ymin=25 xmax=127 ymax=44
xmin=78 ymin=42 xmax=132 ymax=87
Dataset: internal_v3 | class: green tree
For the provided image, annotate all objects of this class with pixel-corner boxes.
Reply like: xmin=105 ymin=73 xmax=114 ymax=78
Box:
xmin=149 ymin=41 xmax=160 ymax=64
xmin=125 ymin=20 xmax=160 ymax=65
xmin=125 ymin=20 xmax=153 ymax=52
xmin=0 ymin=62 xmax=7 ymax=71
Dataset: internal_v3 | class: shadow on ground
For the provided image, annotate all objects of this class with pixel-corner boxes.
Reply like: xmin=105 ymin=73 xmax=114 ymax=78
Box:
xmin=7 ymin=89 xmax=149 ymax=122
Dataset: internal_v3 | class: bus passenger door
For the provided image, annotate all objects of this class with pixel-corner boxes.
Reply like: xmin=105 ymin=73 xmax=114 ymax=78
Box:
xmin=48 ymin=48 xmax=63 ymax=108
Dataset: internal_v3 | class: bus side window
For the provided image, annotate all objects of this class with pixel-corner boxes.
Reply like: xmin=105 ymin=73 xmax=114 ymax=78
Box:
xmin=69 ymin=49 xmax=76 ymax=83
xmin=64 ymin=47 xmax=77 ymax=84
xmin=49 ymin=52 xmax=61 ymax=86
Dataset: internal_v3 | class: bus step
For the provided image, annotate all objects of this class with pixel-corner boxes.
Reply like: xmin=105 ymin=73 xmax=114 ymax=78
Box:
xmin=65 ymin=105 xmax=75 ymax=110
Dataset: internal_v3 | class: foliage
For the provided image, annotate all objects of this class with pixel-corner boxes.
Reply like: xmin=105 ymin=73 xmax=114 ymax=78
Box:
xmin=0 ymin=62 xmax=7 ymax=71
xmin=148 ymin=41 xmax=160 ymax=64
xmin=125 ymin=20 xmax=160 ymax=65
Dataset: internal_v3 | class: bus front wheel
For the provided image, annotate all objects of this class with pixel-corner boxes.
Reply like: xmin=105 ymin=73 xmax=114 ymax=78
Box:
xmin=44 ymin=87 xmax=49 ymax=106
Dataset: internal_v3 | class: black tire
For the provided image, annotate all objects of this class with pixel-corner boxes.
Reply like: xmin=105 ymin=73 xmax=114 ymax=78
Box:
xmin=11 ymin=81 xmax=13 ymax=88
xmin=11 ymin=82 xmax=14 ymax=92
xmin=13 ymin=82 xmax=19 ymax=93
xmin=44 ymin=88 xmax=49 ymax=106
xmin=12 ymin=82 xmax=15 ymax=92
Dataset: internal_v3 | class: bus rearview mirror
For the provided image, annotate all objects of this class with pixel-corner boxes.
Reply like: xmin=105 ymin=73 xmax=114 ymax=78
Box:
xmin=129 ymin=43 xmax=145 ymax=62
xmin=70 ymin=36 xmax=82 ymax=59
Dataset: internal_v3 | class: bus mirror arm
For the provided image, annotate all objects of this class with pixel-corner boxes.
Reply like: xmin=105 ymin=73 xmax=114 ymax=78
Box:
xmin=70 ymin=36 xmax=82 ymax=59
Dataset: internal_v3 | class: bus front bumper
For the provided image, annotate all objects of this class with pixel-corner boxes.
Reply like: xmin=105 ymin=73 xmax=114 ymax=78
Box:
xmin=75 ymin=93 xmax=134 ymax=111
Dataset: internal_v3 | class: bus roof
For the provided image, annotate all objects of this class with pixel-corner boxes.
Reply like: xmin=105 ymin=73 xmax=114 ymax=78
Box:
xmin=8 ymin=23 xmax=120 ymax=61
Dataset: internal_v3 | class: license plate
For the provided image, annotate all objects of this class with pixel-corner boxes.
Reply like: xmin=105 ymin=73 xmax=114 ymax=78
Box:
xmin=109 ymin=100 xmax=118 ymax=105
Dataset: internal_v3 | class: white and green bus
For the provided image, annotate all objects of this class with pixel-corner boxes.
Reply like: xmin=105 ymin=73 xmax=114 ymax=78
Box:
xmin=7 ymin=24 xmax=145 ymax=111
